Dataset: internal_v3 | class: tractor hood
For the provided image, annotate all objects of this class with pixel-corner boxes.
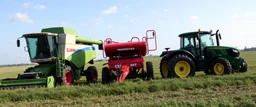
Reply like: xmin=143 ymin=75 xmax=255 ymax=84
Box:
xmin=206 ymin=46 xmax=240 ymax=57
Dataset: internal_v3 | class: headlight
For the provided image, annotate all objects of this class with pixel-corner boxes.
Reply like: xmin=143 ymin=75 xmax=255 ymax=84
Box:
xmin=226 ymin=48 xmax=240 ymax=57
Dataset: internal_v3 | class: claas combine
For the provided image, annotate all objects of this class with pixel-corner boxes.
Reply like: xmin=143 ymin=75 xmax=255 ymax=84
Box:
xmin=159 ymin=29 xmax=248 ymax=78
xmin=101 ymin=30 xmax=157 ymax=83
xmin=0 ymin=27 xmax=102 ymax=89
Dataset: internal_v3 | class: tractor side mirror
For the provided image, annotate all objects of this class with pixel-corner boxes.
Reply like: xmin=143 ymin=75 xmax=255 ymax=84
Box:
xmin=219 ymin=33 xmax=222 ymax=40
xmin=17 ymin=40 xmax=20 ymax=47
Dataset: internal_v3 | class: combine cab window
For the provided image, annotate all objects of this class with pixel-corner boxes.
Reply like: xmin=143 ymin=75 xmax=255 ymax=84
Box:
xmin=26 ymin=35 xmax=57 ymax=59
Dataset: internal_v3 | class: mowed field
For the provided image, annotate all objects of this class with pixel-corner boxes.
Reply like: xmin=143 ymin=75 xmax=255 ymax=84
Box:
xmin=0 ymin=51 xmax=256 ymax=107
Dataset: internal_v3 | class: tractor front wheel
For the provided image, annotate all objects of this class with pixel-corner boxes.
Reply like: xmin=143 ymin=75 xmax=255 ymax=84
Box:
xmin=86 ymin=66 xmax=98 ymax=83
xmin=62 ymin=66 xmax=75 ymax=85
xmin=146 ymin=61 xmax=154 ymax=80
xmin=240 ymin=57 xmax=248 ymax=72
xmin=160 ymin=56 xmax=169 ymax=78
xmin=168 ymin=54 xmax=196 ymax=78
xmin=209 ymin=57 xmax=232 ymax=75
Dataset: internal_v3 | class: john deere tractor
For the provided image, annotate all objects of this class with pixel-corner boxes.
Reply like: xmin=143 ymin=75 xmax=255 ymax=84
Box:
xmin=159 ymin=29 xmax=248 ymax=78
xmin=0 ymin=27 xmax=103 ymax=89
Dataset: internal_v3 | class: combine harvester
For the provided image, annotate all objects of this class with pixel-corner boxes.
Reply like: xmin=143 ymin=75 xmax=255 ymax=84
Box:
xmin=101 ymin=30 xmax=157 ymax=84
xmin=0 ymin=27 xmax=102 ymax=89
xmin=159 ymin=29 xmax=248 ymax=78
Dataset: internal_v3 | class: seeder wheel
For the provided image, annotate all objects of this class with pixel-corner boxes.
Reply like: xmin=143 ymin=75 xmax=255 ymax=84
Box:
xmin=146 ymin=61 xmax=154 ymax=80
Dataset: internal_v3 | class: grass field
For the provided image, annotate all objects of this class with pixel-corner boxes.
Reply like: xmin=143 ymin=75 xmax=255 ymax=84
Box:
xmin=0 ymin=51 xmax=256 ymax=107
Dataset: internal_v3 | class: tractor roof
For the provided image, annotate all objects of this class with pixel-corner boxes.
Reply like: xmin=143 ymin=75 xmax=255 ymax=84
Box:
xmin=178 ymin=31 xmax=211 ymax=38
xmin=41 ymin=27 xmax=80 ymax=37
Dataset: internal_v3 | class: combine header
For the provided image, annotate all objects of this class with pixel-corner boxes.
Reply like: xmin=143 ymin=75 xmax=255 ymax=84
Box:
xmin=101 ymin=30 xmax=157 ymax=83
xmin=0 ymin=27 xmax=102 ymax=89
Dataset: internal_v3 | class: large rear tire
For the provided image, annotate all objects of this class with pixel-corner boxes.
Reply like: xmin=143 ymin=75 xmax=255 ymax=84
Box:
xmin=209 ymin=57 xmax=232 ymax=75
xmin=168 ymin=54 xmax=196 ymax=78
xmin=160 ymin=56 xmax=169 ymax=78
xmin=102 ymin=67 xmax=111 ymax=84
xmin=146 ymin=61 xmax=154 ymax=80
xmin=86 ymin=66 xmax=98 ymax=83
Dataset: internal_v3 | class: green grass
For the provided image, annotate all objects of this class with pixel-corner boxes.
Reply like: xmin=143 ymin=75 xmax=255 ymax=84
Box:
xmin=0 ymin=51 xmax=255 ymax=106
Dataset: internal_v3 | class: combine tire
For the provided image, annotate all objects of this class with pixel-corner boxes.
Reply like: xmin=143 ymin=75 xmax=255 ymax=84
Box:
xmin=209 ymin=57 xmax=232 ymax=75
xmin=240 ymin=57 xmax=248 ymax=72
xmin=160 ymin=56 xmax=169 ymax=78
xmin=62 ymin=66 xmax=74 ymax=85
xmin=146 ymin=61 xmax=154 ymax=80
xmin=86 ymin=66 xmax=98 ymax=83
xmin=168 ymin=54 xmax=196 ymax=78
xmin=102 ymin=67 xmax=110 ymax=84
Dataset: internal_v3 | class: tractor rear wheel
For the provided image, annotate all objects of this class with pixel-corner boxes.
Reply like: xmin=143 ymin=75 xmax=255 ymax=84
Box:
xmin=240 ymin=57 xmax=248 ymax=72
xmin=102 ymin=67 xmax=111 ymax=84
xmin=209 ymin=57 xmax=232 ymax=75
xmin=62 ymin=66 xmax=75 ymax=85
xmin=160 ymin=56 xmax=169 ymax=78
xmin=86 ymin=66 xmax=98 ymax=83
xmin=146 ymin=61 xmax=154 ymax=80
xmin=168 ymin=54 xmax=196 ymax=78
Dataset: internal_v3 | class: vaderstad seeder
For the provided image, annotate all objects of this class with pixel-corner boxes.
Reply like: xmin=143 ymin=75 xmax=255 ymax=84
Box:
xmin=101 ymin=30 xmax=157 ymax=83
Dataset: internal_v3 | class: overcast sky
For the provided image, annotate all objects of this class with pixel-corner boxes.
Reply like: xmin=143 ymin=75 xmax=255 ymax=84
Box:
xmin=0 ymin=0 xmax=255 ymax=65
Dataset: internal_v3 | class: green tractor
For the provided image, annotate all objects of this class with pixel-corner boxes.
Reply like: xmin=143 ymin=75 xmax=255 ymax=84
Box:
xmin=159 ymin=29 xmax=248 ymax=78
xmin=0 ymin=27 xmax=103 ymax=89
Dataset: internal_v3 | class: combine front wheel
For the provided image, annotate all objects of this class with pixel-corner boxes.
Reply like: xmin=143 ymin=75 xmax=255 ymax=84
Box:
xmin=86 ymin=66 xmax=98 ymax=83
xmin=146 ymin=61 xmax=154 ymax=80
xmin=209 ymin=57 xmax=232 ymax=75
xmin=62 ymin=66 xmax=75 ymax=85
xmin=168 ymin=54 xmax=196 ymax=78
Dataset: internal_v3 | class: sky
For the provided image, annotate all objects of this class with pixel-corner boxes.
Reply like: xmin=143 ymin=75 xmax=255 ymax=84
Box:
xmin=0 ymin=0 xmax=256 ymax=65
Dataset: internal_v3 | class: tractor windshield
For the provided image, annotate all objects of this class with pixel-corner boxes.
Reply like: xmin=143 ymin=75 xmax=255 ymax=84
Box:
xmin=200 ymin=34 xmax=215 ymax=48
xmin=26 ymin=35 xmax=57 ymax=59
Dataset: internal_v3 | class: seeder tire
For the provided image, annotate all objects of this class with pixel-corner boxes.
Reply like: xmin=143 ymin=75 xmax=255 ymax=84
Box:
xmin=146 ymin=61 xmax=154 ymax=80
xmin=102 ymin=67 xmax=111 ymax=84
xmin=86 ymin=66 xmax=98 ymax=83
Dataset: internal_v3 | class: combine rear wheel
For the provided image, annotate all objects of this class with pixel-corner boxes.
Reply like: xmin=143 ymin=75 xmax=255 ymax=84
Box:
xmin=102 ymin=67 xmax=110 ymax=84
xmin=62 ymin=66 xmax=75 ymax=85
xmin=160 ymin=56 xmax=169 ymax=78
xmin=146 ymin=61 xmax=154 ymax=80
xmin=86 ymin=66 xmax=98 ymax=83
xmin=209 ymin=57 xmax=232 ymax=75
xmin=168 ymin=54 xmax=195 ymax=78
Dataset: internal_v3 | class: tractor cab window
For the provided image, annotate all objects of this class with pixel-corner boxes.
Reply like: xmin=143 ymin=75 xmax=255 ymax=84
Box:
xmin=183 ymin=36 xmax=197 ymax=55
xmin=200 ymin=34 xmax=215 ymax=48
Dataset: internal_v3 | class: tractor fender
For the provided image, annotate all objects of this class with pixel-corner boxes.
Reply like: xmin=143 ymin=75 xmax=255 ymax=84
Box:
xmin=165 ymin=49 xmax=196 ymax=61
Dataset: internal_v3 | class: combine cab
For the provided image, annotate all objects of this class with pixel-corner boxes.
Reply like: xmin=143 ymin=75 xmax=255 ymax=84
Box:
xmin=101 ymin=30 xmax=157 ymax=83
xmin=0 ymin=27 xmax=102 ymax=89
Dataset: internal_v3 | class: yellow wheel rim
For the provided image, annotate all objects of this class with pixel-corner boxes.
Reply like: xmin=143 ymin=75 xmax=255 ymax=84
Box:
xmin=213 ymin=63 xmax=224 ymax=75
xmin=174 ymin=61 xmax=191 ymax=78
xmin=161 ymin=61 xmax=168 ymax=77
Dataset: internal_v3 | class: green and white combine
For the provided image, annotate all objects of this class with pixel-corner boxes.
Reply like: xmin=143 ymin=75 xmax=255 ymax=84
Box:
xmin=0 ymin=27 xmax=103 ymax=89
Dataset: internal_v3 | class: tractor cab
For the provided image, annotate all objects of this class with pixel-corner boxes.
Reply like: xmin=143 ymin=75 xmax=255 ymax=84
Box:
xmin=17 ymin=33 xmax=58 ymax=63
xmin=159 ymin=29 xmax=247 ymax=78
